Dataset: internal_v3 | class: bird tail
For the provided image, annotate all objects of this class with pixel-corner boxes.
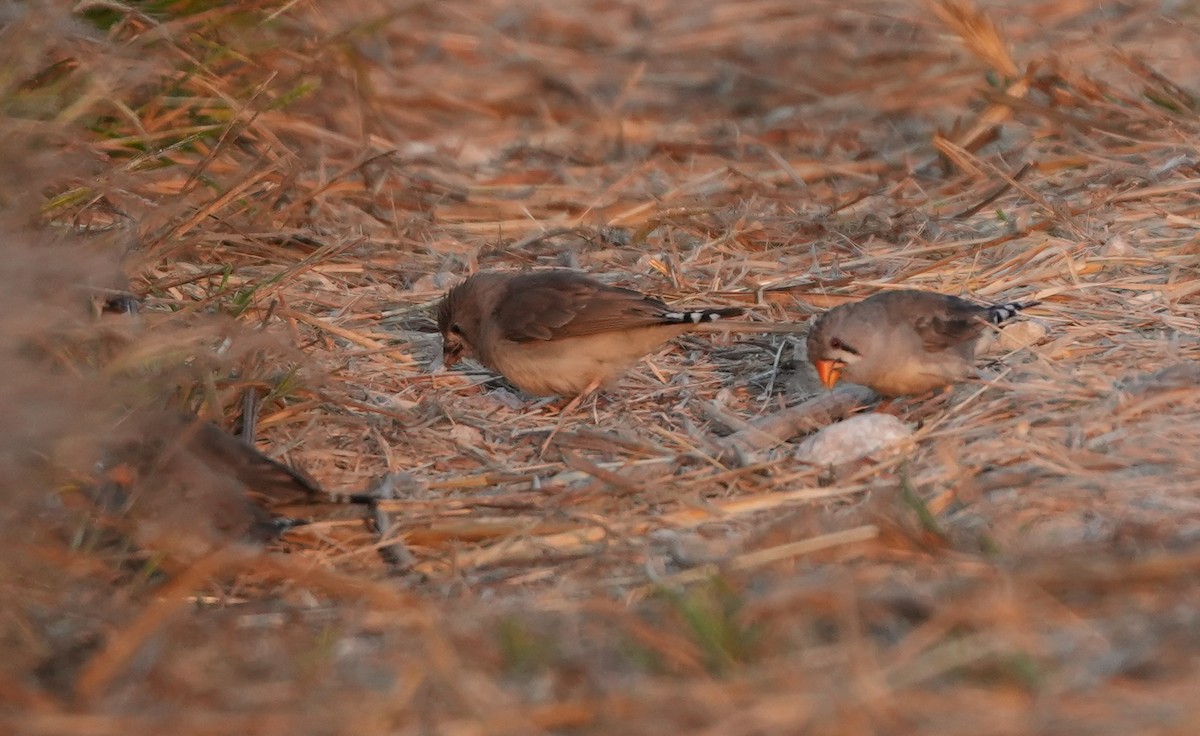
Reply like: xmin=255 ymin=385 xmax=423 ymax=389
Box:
xmin=660 ymin=306 xmax=745 ymax=324
xmin=986 ymin=300 xmax=1039 ymax=324
xmin=676 ymin=306 xmax=812 ymax=334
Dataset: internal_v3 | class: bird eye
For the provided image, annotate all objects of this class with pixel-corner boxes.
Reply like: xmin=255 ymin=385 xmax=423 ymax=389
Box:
xmin=450 ymin=323 xmax=464 ymax=336
xmin=830 ymin=337 xmax=843 ymax=350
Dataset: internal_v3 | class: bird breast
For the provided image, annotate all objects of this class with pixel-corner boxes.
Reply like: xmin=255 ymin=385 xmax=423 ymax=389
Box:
xmin=842 ymin=341 xmax=975 ymax=396
xmin=484 ymin=325 xmax=689 ymax=396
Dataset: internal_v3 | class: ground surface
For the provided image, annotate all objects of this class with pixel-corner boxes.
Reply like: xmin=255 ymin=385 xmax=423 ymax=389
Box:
xmin=5 ymin=1 xmax=1200 ymax=734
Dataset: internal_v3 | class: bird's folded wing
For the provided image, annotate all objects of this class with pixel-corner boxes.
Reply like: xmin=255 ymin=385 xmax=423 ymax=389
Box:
xmin=912 ymin=300 xmax=991 ymax=352
xmin=192 ymin=421 xmax=324 ymax=501
xmin=495 ymin=274 xmax=675 ymax=342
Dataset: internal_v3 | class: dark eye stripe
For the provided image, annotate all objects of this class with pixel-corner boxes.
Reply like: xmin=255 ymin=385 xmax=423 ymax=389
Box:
xmin=829 ymin=337 xmax=860 ymax=356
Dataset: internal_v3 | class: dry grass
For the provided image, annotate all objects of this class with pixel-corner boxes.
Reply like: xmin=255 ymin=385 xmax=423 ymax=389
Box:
xmin=5 ymin=0 xmax=1200 ymax=733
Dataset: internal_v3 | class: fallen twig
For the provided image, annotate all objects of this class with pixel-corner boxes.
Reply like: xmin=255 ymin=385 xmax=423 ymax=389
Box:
xmin=714 ymin=385 xmax=878 ymax=463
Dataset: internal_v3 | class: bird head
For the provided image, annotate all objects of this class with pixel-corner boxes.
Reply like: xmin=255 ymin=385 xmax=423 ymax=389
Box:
xmin=436 ymin=276 xmax=492 ymax=367
xmin=806 ymin=311 xmax=863 ymax=389
xmin=439 ymin=324 xmax=472 ymax=368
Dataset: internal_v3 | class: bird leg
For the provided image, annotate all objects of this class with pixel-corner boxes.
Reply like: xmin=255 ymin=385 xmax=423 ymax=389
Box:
xmin=539 ymin=378 xmax=603 ymax=455
xmin=546 ymin=376 xmax=603 ymax=417
xmin=873 ymin=397 xmax=900 ymax=415
xmin=873 ymin=385 xmax=953 ymax=416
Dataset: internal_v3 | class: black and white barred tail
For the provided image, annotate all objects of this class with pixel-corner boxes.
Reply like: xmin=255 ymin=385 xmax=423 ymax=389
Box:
xmin=985 ymin=300 xmax=1039 ymax=325
xmin=661 ymin=306 xmax=745 ymax=324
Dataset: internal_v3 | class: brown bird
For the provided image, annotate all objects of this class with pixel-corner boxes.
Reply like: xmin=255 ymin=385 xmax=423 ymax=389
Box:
xmin=88 ymin=415 xmax=323 ymax=562
xmin=806 ymin=290 xmax=1038 ymax=397
xmin=437 ymin=269 xmax=802 ymax=400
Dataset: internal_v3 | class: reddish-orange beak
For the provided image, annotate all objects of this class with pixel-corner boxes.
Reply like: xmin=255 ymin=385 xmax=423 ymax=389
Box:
xmin=815 ymin=359 xmax=843 ymax=389
xmin=442 ymin=339 xmax=465 ymax=368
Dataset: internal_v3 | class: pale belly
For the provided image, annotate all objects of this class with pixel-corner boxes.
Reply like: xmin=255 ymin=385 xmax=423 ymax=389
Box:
xmin=846 ymin=353 xmax=972 ymax=397
xmin=483 ymin=328 xmax=685 ymax=396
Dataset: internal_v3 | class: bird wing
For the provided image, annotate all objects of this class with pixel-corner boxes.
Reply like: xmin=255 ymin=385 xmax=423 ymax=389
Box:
xmin=493 ymin=271 xmax=676 ymax=342
xmin=908 ymin=295 xmax=991 ymax=353
xmin=192 ymin=421 xmax=324 ymax=502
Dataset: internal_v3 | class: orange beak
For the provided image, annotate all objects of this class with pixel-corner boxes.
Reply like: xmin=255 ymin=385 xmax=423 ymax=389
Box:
xmin=815 ymin=359 xmax=843 ymax=389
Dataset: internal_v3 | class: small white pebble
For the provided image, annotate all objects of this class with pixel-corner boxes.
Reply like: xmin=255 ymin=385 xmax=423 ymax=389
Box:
xmin=449 ymin=425 xmax=484 ymax=448
xmin=794 ymin=413 xmax=913 ymax=465
xmin=1100 ymin=234 xmax=1133 ymax=257
xmin=995 ymin=320 xmax=1048 ymax=352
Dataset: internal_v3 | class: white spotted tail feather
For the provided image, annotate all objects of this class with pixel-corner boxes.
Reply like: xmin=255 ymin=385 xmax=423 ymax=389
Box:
xmin=661 ymin=307 xmax=745 ymax=324
xmin=985 ymin=300 xmax=1040 ymax=325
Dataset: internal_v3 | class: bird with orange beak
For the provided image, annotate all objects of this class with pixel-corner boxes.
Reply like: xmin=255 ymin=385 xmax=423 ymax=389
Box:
xmin=805 ymin=290 xmax=1038 ymax=397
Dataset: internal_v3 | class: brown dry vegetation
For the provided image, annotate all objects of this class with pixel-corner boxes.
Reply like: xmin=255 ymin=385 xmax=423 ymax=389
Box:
xmin=4 ymin=0 xmax=1200 ymax=733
